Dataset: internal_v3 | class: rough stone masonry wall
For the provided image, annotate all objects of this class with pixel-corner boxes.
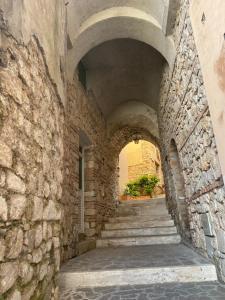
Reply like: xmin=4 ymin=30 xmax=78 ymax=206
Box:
xmin=159 ymin=0 xmax=225 ymax=281
xmin=0 ymin=29 xmax=64 ymax=300
xmin=61 ymin=79 xmax=116 ymax=262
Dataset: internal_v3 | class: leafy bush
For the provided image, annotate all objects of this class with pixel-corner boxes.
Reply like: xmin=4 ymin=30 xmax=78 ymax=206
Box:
xmin=123 ymin=175 xmax=159 ymax=197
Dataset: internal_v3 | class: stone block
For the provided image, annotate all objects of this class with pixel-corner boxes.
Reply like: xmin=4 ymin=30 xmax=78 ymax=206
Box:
xmin=6 ymin=171 xmax=26 ymax=194
xmin=53 ymin=237 xmax=60 ymax=249
xmin=24 ymin=229 xmax=35 ymax=251
xmin=217 ymin=230 xmax=225 ymax=253
xmin=0 ymin=262 xmax=18 ymax=294
xmin=21 ymin=282 xmax=37 ymax=300
xmin=19 ymin=261 xmax=34 ymax=285
xmin=6 ymin=228 xmax=23 ymax=259
xmin=6 ymin=289 xmax=22 ymax=300
xmin=0 ymin=170 xmax=6 ymax=187
xmin=43 ymin=200 xmax=61 ymax=220
xmin=0 ymin=238 xmax=5 ymax=261
xmin=205 ymin=236 xmax=214 ymax=258
xmin=221 ymin=259 xmax=225 ymax=277
xmin=54 ymin=248 xmax=60 ymax=271
xmin=0 ymin=196 xmax=8 ymax=221
xmin=32 ymin=196 xmax=43 ymax=221
xmin=9 ymin=194 xmax=26 ymax=220
xmin=201 ymin=213 xmax=214 ymax=237
xmin=85 ymin=208 xmax=96 ymax=216
xmin=39 ymin=262 xmax=48 ymax=281
xmin=34 ymin=224 xmax=43 ymax=248
xmin=0 ymin=142 xmax=12 ymax=168
xmin=32 ymin=248 xmax=43 ymax=264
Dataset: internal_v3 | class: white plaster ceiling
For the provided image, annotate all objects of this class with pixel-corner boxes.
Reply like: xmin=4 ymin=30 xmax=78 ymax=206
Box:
xmin=82 ymin=39 xmax=165 ymax=117
xmin=67 ymin=0 xmax=169 ymax=36
xmin=66 ymin=0 xmax=180 ymax=126
xmin=66 ymin=0 xmax=177 ymax=78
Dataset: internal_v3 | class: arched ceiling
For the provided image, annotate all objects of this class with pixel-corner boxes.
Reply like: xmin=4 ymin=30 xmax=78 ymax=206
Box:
xmin=82 ymin=39 xmax=165 ymax=117
xmin=66 ymin=0 xmax=180 ymax=126
xmin=66 ymin=0 xmax=178 ymax=78
xmin=107 ymin=100 xmax=159 ymax=139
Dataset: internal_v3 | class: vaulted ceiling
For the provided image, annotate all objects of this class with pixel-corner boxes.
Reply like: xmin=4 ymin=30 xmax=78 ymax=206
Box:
xmin=66 ymin=0 xmax=180 ymax=135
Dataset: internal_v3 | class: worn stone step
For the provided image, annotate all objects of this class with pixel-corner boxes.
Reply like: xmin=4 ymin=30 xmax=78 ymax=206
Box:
xmin=116 ymin=207 xmax=169 ymax=216
xmin=108 ymin=214 xmax=172 ymax=223
xmin=105 ymin=219 xmax=175 ymax=230
xmin=119 ymin=197 xmax=166 ymax=206
xmin=60 ymin=265 xmax=217 ymax=288
xmin=59 ymin=244 xmax=217 ymax=289
xmin=101 ymin=226 xmax=177 ymax=238
xmin=96 ymin=234 xmax=181 ymax=248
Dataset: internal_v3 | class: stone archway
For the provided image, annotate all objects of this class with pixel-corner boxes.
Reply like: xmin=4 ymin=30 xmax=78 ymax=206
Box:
xmin=168 ymin=139 xmax=190 ymax=238
xmin=107 ymin=126 xmax=161 ymax=202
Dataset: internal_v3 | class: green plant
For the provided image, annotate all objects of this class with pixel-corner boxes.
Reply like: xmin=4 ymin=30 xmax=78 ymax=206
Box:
xmin=123 ymin=174 xmax=160 ymax=197
xmin=123 ymin=180 xmax=140 ymax=197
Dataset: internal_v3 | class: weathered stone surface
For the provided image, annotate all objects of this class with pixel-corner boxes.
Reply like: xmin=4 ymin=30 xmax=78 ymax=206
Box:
xmin=44 ymin=181 xmax=50 ymax=198
xmin=39 ymin=261 xmax=48 ymax=281
xmin=201 ymin=213 xmax=214 ymax=237
xmin=6 ymin=171 xmax=26 ymax=194
xmin=6 ymin=289 xmax=22 ymax=300
xmin=9 ymin=194 xmax=26 ymax=220
xmin=217 ymin=230 xmax=225 ymax=253
xmin=53 ymin=237 xmax=60 ymax=249
xmin=158 ymin=0 xmax=225 ymax=283
xmin=0 ymin=33 xmax=64 ymax=298
xmin=34 ymin=224 xmax=43 ymax=248
xmin=0 ymin=170 xmax=6 ymax=187
xmin=205 ymin=236 xmax=215 ymax=258
xmin=19 ymin=261 xmax=34 ymax=285
xmin=0 ymin=262 xmax=18 ymax=294
xmin=54 ymin=248 xmax=60 ymax=271
xmin=221 ymin=259 xmax=225 ymax=277
xmin=43 ymin=200 xmax=61 ymax=220
xmin=6 ymin=228 xmax=23 ymax=259
xmin=0 ymin=239 xmax=5 ymax=261
xmin=21 ymin=282 xmax=37 ymax=300
xmin=24 ymin=229 xmax=35 ymax=251
xmin=0 ymin=196 xmax=8 ymax=221
xmin=32 ymin=196 xmax=43 ymax=221
xmin=0 ymin=142 xmax=13 ymax=168
xmin=32 ymin=248 xmax=43 ymax=264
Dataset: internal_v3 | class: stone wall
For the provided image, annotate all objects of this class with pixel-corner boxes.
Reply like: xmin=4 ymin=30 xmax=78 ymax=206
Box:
xmin=0 ymin=31 xmax=64 ymax=299
xmin=159 ymin=0 xmax=225 ymax=281
xmin=127 ymin=141 xmax=162 ymax=182
xmin=61 ymin=79 xmax=116 ymax=262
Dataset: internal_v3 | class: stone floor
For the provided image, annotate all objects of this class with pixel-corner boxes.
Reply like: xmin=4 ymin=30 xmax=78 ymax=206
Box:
xmin=60 ymin=244 xmax=212 ymax=272
xmin=59 ymin=244 xmax=225 ymax=299
xmin=60 ymin=282 xmax=225 ymax=300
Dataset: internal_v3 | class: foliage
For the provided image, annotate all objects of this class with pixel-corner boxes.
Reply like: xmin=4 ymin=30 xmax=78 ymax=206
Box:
xmin=123 ymin=175 xmax=159 ymax=197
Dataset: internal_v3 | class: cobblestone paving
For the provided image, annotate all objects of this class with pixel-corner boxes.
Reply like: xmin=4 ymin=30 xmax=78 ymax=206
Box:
xmin=60 ymin=244 xmax=210 ymax=273
xmin=60 ymin=282 xmax=225 ymax=300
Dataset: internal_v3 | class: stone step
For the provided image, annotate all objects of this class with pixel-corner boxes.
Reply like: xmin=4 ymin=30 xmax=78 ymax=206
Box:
xmin=101 ymin=226 xmax=177 ymax=238
xmin=119 ymin=197 xmax=166 ymax=206
xmin=116 ymin=207 xmax=169 ymax=216
xmin=105 ymin=219 xmax=175 ymax=230
xmin=108 ymin=214 xmax=172 ymax=223
xmin=60 ymin=265 xmax=217 ymax=288
xmin=96 ymin=234 xmax=181 ymax=248
xmin=59 ymin=244 xmax=217 ymax=289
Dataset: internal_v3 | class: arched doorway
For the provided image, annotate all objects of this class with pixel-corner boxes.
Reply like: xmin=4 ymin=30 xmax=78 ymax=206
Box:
xmin=168 ymin=139 xmax=190 ymax=238
xmin=119 ymin=140 xmax=165 ymax=201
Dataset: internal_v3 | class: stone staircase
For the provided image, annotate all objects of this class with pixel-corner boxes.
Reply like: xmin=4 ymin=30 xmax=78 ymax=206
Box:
xmin=97 ymin=197 xmax=181 ymax=247
xmin=59 ymin=197 xmax=219 ymax=299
